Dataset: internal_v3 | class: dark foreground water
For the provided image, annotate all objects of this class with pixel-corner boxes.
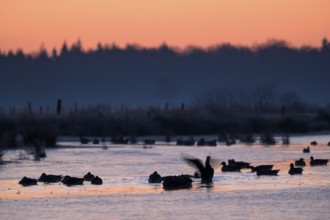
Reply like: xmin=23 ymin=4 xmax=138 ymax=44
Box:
xmin=1 ymin=134 xmax=330 ymax=219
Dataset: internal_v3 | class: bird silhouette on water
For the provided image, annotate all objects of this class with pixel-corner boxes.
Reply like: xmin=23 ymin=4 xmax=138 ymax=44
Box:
xmin=310 ymin=156 xmax=328 ymax=166
xmin=303 ymin=147 xmax=310 ymax=153
xmin=227 ymin=159 xmax=250 ymax=169
xmin=183 ymin=155 xmax=214 ymax=183
xmin=38 ymin=173 xmax=62 ymax=183
xmin=91 ymin=176 xmax=103 ymax=185
xmin=288 ymin=163 xmax=303 ymax=175
xmin=84 ymin=172 xmax=95 ymax=181
xmin=19 ymin=177 xmax=38 ymax=186
xmin=61 ymin=176 xmax=84 ymax=186
xmin=256 ymin=169 xmax=279 ymax=176
xmin=310 ymin=141 xmax=317 ymax=146
xmin=148 ymin=171 xmax=162 ymax=183
xmin=162 ymin=175 xmax=192 ymax=190
xmin=221 ymin=162 xmax=241 ymax=172
xmin=249 ymin=165 xmax=274 ymax=172
xmin=295 ymin=158 xmax=306 ymax=167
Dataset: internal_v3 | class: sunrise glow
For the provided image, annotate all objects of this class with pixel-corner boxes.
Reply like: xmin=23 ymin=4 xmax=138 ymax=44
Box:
xmin=0 ymin=0 xmax=329 ymax=53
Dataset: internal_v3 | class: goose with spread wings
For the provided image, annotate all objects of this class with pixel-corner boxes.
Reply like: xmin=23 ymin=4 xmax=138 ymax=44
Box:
xmin=183 ymin=156 xmax=214 ymax=183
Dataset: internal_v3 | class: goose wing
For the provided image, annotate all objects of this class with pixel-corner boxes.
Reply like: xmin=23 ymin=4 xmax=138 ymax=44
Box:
xmin=183 ymin=157 xmax=205 ymax=174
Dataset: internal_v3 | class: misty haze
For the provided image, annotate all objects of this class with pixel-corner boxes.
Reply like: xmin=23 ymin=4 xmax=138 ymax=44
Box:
xmin=1 ymin=39 xmax=329 ymax=109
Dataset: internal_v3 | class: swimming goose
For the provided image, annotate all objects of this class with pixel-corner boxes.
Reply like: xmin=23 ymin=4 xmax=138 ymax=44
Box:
xmin=294 ymin=158 xmax=306 ymax=167
xmin=80 ymin=136 xmax=90 ymax=144
xmin=228 ymin=159 xmax=250 ymax=169
xmin=303 ymin=147 xmax=310 ymax=153
xmin=38 ymin=173 xmax=62 ymax=183
xmin=249 ymin=165 xmax=274 ymax=172
xmin=84 ymin=172 xmax=95 ymax=181
xmin=19 ymin=177 xmax=38 ymax=186
xmin=162 ymin=175 xmax=192 ymax=190
xmin=288 ymin=163 xmax=303 ymax=175
xmin=310 ymin=141 xmax=317 ymax=146
xmin=256 ymin=169 xmax=280 ymax=176
xmin=91 ymin=176 xmax=103 ymax=185
xmin=310 ymin=156 xmax=328 ymax=166
xmin=148 ymin=171 xmax=162 ymax=183
xmin=61 ymin=175 xmax=84 ymax=186
xmin=221 ymin=162 xmax=241 ymax=172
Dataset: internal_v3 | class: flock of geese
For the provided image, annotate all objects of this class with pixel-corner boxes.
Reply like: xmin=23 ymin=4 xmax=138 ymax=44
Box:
xmin=18 ymin=141 xmax=329 ymax=190
xmin=149 ymin=145 xmax=329 ymax=190
xmin=19 ymin=172 xmax=103 ymax=187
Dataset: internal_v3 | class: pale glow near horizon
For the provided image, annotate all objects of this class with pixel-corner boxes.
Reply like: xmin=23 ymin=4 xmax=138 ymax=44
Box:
xmin=0 ymin=0 xmax=329 ymax=53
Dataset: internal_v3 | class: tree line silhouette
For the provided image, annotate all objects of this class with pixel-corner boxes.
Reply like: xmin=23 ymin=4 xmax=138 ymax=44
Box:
xmin=0 ymin=39 xmax=330 ymax=148
xmin=1 ymin=39 xmax=330 ymax=148
xmin=0 ymin=39 xmax=329 ymax=107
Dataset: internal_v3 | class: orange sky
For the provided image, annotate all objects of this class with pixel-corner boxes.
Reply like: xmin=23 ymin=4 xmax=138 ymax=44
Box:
xmin=1 ymin=0 xmax=329 ymax=53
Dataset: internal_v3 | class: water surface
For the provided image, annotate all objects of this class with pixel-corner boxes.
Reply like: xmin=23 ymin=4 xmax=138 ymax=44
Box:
xmin=1 ymin=134 xmax=330 ymax=219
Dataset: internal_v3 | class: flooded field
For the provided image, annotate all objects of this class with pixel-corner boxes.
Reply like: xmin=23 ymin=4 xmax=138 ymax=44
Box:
xmin=1 ymin=134 xmax=330 ymax=219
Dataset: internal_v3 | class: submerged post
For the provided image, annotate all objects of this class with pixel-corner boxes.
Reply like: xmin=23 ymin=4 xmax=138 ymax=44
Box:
xmin=57 ymin=99 xmax=62 ymax=115
xmin=165 ymin=103 xmax=169 ymax=111
xmin=28 ymin=102 xmax=32 ymax=114
xmin=281 ymin=105 xmax=286 ymax=116
xmin=74 ymin=102 xmax=78 ymax=113
xmin=181 ymin=103 xmax=185 ymax=111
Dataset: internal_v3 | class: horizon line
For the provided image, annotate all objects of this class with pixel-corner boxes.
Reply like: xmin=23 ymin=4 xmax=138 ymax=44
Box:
xmin=1 ymin=37 xmax=329 ymax=55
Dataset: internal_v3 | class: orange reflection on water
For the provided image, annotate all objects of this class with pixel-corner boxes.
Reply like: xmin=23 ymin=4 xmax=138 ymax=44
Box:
xmin=2 ymin=153 xmax=330 ymax=201
xmin=0 ymin=179 xmax=163 ymax=201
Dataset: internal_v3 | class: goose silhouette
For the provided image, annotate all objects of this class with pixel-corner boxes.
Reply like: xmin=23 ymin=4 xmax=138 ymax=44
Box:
xmin=295 ymin=158 xmax=306 ymax=167
xmin=91 ymin=176 xmax=103 ymax=185
xmin=310 ymin=156 xmax=328 ymax=166
xmin=303 ymin=147 xmax=310 ymax=153
xmin=84 ymin=172 xmax=95 ymax=181
xmin=256 ymin=169 xmax=279 ymax=176
xmin=228 ymin=159 xmax=250 ymax=169
xmin=80 ymin=136 xmax=90 ymax=144
xmin=310 ymin=141 xmax=317 ymax=146
xmin=148 ymin=171 xmax=162 ymax=183
xmin=19 ymin=177 xmax=38 ymax=186
xmin=162 ymin=175 xmax=192 ymax=190
xmin=249 ymin=165 xmax=274 ymax=172
xmin=288 ymin=163 xmax=303 ymax=175
xmin=38 ymin=173 xmax=62 ymax=183
xmin=183 ymin=156 xmax=214 ymax=183
xmin=221 ymin=162 xmax=241 ymax=172
xmin=61 ymin=176 xmax=84 ymax=186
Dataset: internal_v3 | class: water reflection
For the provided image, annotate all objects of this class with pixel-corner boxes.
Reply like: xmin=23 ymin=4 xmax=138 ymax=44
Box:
xmin=1 ymin=134 xmax=330 ymax=202
xmin=194 ymin=182 xmax=214 ymax=190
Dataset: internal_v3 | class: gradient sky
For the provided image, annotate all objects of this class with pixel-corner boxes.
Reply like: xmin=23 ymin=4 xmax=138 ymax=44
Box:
xmin=1 ymin=0 xmax=329 ymax=53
